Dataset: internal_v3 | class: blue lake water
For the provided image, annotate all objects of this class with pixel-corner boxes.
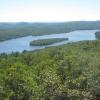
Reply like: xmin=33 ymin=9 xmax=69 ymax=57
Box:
xmin=0 ymin=30 xmax=99 ymax=53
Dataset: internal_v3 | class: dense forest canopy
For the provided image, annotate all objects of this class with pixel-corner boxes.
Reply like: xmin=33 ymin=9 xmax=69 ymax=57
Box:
xmin=0 ymin=40 xmax=100 ymax=99
xmin=0 ymin=0 xmax=100 ymax=99
xmin=0 ymin=21 xmax=100 ymax=41
xmin=30 ymin=38 xmax=68 ymax=46
xmin=0 ymin=20 xmax=100 ymax=99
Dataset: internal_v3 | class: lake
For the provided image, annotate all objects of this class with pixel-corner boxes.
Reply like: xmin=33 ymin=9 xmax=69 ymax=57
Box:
xmin=0 ymin=30 xmax=99 ymax=54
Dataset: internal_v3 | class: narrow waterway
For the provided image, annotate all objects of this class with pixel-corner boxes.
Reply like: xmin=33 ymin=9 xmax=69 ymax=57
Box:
xmin=0 ymin=30 xmax=99 ymax=53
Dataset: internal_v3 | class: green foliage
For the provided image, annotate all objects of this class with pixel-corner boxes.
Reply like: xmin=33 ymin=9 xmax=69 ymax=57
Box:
xmin=30 ymin=38 xmax=68 ymax=46
xmin=0 ymin=40 xmax=100 ymax=99
xmin=0 ymin=21 xmax=100 ymax=41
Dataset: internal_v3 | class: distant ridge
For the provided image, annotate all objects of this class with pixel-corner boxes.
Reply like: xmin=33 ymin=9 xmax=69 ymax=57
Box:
xmin=0 ymin=21 xmax=100 ymax=41
xmin=0 ymin=21 xmax=100 ymax=29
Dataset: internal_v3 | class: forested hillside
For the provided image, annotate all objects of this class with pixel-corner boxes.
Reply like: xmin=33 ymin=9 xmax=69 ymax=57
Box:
xmin=0 ymin=21 xmax=100 ymax=41
xmin=0 ymin=40 xmax=100 ymax=100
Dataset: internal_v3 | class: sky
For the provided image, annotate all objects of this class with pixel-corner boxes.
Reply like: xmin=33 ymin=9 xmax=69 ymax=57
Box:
xmin=0 ymin=0 xmax=100 ymax=22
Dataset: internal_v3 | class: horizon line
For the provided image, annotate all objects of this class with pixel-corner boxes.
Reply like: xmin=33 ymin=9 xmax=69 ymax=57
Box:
xmin=0 ymin=20 xmax=100 ymax=23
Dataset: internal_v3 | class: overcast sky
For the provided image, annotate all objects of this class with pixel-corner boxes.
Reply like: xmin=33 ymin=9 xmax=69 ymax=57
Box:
xmin=0 ymin=0 xmax=100 ymax=22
